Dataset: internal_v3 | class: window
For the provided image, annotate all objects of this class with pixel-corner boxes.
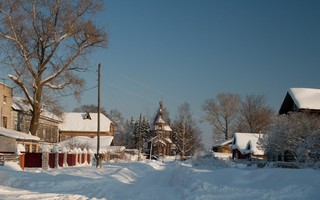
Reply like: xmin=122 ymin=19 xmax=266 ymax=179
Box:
xmin=32 ymin=144 xmax=37 ymax=152
xmin=2 ymin=117 xmax=7 ymax=128
xmin=25 ymin=144 xmax=30 ymax=153
xmin=3 ymin=95 xmax=7 ymax=104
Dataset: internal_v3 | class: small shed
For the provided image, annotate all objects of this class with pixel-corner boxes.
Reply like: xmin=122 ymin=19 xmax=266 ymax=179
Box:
xmin=0 ymin=127 xmax=40 ymax=154
xmin=212 ymin=139 xmax=233 ymax=153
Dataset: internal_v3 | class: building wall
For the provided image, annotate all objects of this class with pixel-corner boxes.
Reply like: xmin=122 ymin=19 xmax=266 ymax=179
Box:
xmin=0 ymin=135 xmax=16 ymax=153
xmin=11 ymin=110 xmax=60 ymax=143
xmin=0 ymin=83 xmax=13 ymax=129
xmin=59 ymin=131 xmax=112 ymax=142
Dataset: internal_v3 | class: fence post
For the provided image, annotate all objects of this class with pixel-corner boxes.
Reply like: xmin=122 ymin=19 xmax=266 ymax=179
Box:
xmin=53 ymin=145 xmax=59 ymax=168
xmin=42 ymin=144 xmax=50 ymax=170
xmin=78 ymin=148 xmax=82 ymax=165
xmin=17 ymin=144 xmax=26 ymax=170
xmin=62 ymin=147 xmax=68 ymax=167
xmin=19 ymin=153 xmax=25 ymax=170
xmin=42 ymin=154 xmax=49 ymax=170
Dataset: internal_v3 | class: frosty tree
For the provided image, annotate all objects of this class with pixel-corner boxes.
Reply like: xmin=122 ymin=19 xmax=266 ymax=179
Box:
xmin=0 ymin=0 xmax=107 ymax=135
xmin=260 ymin=112 xmax=320 ymax=163
xmin=172 ymin=103 xmax=202 ymax=158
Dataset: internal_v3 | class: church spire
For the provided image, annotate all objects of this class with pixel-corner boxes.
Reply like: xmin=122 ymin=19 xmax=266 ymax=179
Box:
xmin=159 ymin=100 xmax=164 ymax=115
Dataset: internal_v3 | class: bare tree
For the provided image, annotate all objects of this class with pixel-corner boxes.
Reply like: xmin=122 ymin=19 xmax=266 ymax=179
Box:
xmin=172 ymin=103 xmax=202 ymax=159
xmin=0 ymin=0 xmax=107 ymax=135
xmin=237 ymin=95 xmax=274 ymax=133
xmin=106 ymin=109 xmax=125 ymax=131
xmin=202 ymin=93 xmax=240 ymax=140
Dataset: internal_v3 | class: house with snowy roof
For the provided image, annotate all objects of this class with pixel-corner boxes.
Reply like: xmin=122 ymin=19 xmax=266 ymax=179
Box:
xmin=148 ymin=101 xmax=175 ymax=157
xmin=58 ymin=112 xmax=114 ymax=142
xmin=11 ymin=97 xmax=62 ymax=144
xmin=0 ymin=127 xmax=40 ymax=154
xmin=231 ymin=132 xmax=265 ymax=160
xmin=279 ymin=88 xmax=320 ymax=114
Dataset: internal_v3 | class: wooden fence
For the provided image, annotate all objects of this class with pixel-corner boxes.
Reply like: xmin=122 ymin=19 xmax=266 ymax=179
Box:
xmin=22 ymin=152 xmax=92 ymax=170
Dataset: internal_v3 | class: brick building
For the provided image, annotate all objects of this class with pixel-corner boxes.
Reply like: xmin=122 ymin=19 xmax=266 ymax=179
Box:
xmin=0 ymin=82 xmax=13 ymax=129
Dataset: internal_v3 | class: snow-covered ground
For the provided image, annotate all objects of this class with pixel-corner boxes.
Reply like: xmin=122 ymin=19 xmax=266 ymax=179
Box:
xmin=0 ymin=158 xmax=320 ymax=200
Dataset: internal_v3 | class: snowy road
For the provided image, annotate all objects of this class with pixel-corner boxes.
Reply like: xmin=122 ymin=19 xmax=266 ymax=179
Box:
xmin=0 ymin=159 xmax=320 ymax=199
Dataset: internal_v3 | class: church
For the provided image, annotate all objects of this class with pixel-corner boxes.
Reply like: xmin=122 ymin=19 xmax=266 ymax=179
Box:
xmin=148 ymin=101 xmax=175 ymax=157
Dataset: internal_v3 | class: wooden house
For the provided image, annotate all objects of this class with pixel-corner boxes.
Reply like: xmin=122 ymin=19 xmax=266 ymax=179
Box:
xmin=58 ymin=112 xmax=114 ymax=142
xmin=231 ymin=132 xmax=265 ymax=160
xmin=279 ymin=88 xmax=320 ymax=114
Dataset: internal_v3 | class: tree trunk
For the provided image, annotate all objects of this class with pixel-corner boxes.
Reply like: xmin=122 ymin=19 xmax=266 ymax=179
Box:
xmin=29 ymin=85 xmax=43 ymax=136
xmin=29 ymin=102 xmax=41 ymax=136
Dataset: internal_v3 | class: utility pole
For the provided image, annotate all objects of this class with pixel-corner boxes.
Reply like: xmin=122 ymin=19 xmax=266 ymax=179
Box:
xmin=138 ymin=113 xmax=142 ymax=161
xmin=96 ymin=63 xmax=102 ymax=168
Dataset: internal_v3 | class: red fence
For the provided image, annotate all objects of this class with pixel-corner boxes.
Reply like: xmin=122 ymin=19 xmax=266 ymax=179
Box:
xmin=59 ymin=154 xmax=64 ymax=167
xmin=24 ymin=153 xmax=42 ymax=168
xmin=23 ymin=152 xmax=91 ymax=169
xmin=49 ymin=153 xmax=55 ymax=168
xmin=67 ymin=154 xmax=77 ymax=166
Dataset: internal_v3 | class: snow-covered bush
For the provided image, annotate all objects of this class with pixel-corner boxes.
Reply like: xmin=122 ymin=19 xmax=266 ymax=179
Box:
xmin=260 ymin=112 xmax=320 ymax=164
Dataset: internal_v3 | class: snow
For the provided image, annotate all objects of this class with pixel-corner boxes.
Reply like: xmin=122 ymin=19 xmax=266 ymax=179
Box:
xmin=212 ymin=138 xmax=233 ymax=147
xmin=59 ymin=112 xmax=112 ymax=132
xmin=0 ymin=158 xmax=319 ymax=200
xmin=289 ymin=88 xmax=320 ymax=110
xmin=0 ymin=127 xmax=40 ymax=141
xmin=16 ymin=144 xmax=25 ymax=155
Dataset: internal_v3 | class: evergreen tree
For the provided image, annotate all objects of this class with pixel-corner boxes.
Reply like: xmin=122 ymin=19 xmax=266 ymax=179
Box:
xmin=133 ymin=115 xmax=150 ymax=152
xmin=172 ymin=103 xmax=203 ymax=158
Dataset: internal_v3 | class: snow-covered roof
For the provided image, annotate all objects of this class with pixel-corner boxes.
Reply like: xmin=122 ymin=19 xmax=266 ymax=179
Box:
xmin=12 ymin=97 xmax=62 ymax=122
xmin=153 ymin=115 xmax=172 ymax=131
xmin=212 ymin=138 xmax=233 ymax=147
xmin=231 ymin=132 xmax=264 ymax=156
xmin=156 ymin=116 xmax=166 ymax=124
xmin=59 ymin=112 xmax=112 ymax=132
xmin=153 ymin=124 xmax=172 ymax=131
xmin=151 ymin=136 xmax=172 ymax=146
xmin=0 ymin=127 xmax=40 ymax=141
xmin=288 ymin=88 xmax=320 ymax=110
xmin=58 ymin=136 xmax=114 ymax=153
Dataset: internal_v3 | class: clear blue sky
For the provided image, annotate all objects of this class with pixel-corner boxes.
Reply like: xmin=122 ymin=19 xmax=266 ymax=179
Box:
xmin=62 ymin=0 xmax=320 ymax=148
